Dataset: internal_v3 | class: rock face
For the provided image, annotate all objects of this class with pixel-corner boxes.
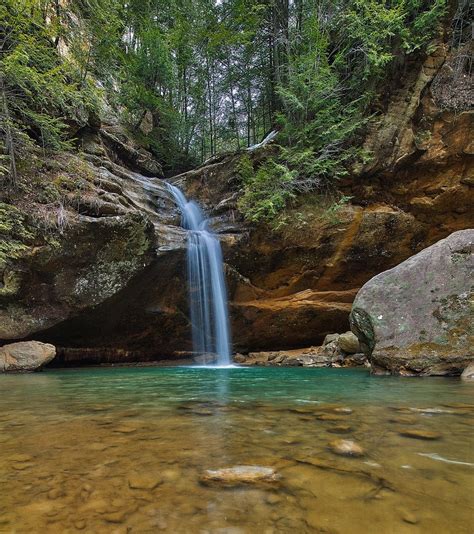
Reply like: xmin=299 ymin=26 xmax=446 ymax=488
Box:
xmin=0 ymin=27 xmax=472 ymax=364
xmin=0 ymin=341 xmax=56 ymax=372
xmin=350 ymin=230 xmax=474 ymax=376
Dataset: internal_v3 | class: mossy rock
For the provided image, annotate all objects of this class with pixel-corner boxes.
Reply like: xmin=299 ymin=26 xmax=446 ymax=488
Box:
xmin=350 ymin=230 xmax=474 ymax=376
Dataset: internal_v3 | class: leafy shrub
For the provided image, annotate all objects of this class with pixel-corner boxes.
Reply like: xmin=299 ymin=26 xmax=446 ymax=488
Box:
xmin=238 ymin=159 xmax=296 ymax=223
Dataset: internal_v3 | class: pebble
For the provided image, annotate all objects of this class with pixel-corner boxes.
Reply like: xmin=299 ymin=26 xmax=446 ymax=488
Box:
xmin=12 ymin=463 xmax=33 ymax=471
xmin=399 ymin=429 xmax=441 ymax=440
xmin=329 ymin=439 xmax=365 ymax=457
xmin=364 ymin=461 xmax=381 ymax=468
xmin=161 ymin=468 xmax=181 ymax=482
xmin=114 ymin=425 xmax=138 ymax=434
xmin=103 ymin=510 xmax=128 ymax=524
xmin=80 ymin=497 xmax=110 ymax=514
xmin=317 ymin=414 xmax=344 ymax=422
xmin=389 ymin=416 xmax=418 ymax=425
xmin=327 ymin=424 xmax=353 ymax=434
xmin=128 ymin=472 xmax=163 ymax=490
xmin=334 ymin=407 xmax=353 ymax=414
xmin=401 ymin=510 xmax=419 ymax=524
xmin=9 ymin=454 xmax=33 ymax=462
xmin=47 ymin=488 xmax=65 ymax=500
xmin=265 ymin=493 xmax=282 ymax=505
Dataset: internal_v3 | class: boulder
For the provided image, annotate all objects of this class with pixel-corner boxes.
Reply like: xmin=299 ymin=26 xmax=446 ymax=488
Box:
xmin=461 ymin=363 xmax=474 ymax=381
xmin=0 ymin=341 xmax=56 ymax=372
xmin=350 ymin=230 xmax=474 ymax=376
xmin=323 ymin=333 xmax=340 ymax=346
xmin=338 ymin=331 xmax=360 ymax=354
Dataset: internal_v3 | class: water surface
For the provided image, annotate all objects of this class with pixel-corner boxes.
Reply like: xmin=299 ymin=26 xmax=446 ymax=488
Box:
xmin=0 ymin=367 xmax=473 ymax=533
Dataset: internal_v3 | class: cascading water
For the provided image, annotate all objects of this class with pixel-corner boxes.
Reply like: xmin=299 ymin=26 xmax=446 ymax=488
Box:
xmin=167 ymin=184 xmax=232 ymax=366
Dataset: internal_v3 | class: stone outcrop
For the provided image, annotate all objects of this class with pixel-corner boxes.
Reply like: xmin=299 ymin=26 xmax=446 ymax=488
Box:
xmin=0 ymin=208 xmax=156 ymax=341
xmin=0 ymin=341 xmax=56 ymax=372
xmin=350 ymin=230 xmax=474 ymax=376
xmin=0 ymin=29 xmax=472 ymax=365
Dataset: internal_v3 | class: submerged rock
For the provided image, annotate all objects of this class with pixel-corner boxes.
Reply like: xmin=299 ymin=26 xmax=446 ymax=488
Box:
xmin=328 ymin=439 xmax=364 ymax=457
xmin=399 ymin=429 xmax=441 ymax=440
xmin=128 ymin=472 xmax=163 ymax=490
xmin=317 ymin=414 xmax=345 ymax=422
xmin=0 ymin=341 xmax=56 ymax=372
xmin=401 ymin=510 xmax=419 ymax=525
xmin=327 ymin=425 xmax=353 ymax=434
xmin=200 ymin=466 xmax=280 ymax=486
xmin=350 ymin=230 xmax=474 ymax=376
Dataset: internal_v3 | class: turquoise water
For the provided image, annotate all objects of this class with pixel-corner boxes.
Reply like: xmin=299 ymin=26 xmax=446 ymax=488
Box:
xmin=3 ymin=366 xmax=473 ymax=406
xmin=1 ymin=367 xmax=473 ymax=533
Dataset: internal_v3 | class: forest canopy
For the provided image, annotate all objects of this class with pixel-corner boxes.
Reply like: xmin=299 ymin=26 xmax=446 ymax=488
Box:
xmin=1 ymin=0 xmax=464 ymax=220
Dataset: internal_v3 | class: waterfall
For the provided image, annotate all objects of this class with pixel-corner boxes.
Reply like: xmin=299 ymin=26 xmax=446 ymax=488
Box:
xmin=167 ymin=184 xmax=232 ymax=366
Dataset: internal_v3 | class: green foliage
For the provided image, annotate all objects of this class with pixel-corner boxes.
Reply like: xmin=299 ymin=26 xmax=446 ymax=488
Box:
xmin=235 ymin=153 xmax=254 ymax=184
xmin=0 ymin=202 xmax=34 ymax=267
xmin=238 ymin=159 xmax=296 ymax=223
xmin=340 ymin=0 xmax=447 ymax=81
xmin=1 ymin=0 xmax=100 ymax=162
xmin=1 ymin=0 xmax=448 ymax=204
xmin=236 ymin=0 xmax=446 ymax=222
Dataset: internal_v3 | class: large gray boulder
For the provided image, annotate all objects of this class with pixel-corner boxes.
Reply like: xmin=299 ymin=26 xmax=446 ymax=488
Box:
xmin=350 ymin=230 xmax=473 ymax=376
xmin=461 ymin=363 xmax=474 ymax=381
xmin=0 ymin=341 xmax=56 ymax=372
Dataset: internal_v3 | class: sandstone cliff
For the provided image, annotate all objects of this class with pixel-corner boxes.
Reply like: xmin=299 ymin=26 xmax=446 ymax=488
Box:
xmin=0 ymin=29 xmax=472 ymax=365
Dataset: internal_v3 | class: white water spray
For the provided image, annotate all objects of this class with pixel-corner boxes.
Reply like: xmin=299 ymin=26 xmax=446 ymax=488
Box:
xmin=167 ymin=184 xmax=232 ymax=366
